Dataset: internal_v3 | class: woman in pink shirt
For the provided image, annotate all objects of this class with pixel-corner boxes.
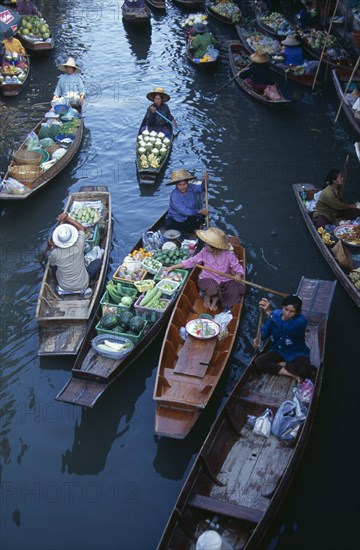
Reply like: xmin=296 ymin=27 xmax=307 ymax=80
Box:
xmin=167 ymin=227 xmax=245 ymax=311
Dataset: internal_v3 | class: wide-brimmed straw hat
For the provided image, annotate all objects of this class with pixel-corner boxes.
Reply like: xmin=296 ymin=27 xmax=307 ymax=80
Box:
xmin=196 ymin=227 xmax=233 ymax=250
xmin=250 ymin=52 xmax=268 ymax=63
xmin=52 ymin=223 xmax=79 ymax=248
xmin=165 ymin=169 xmax=196 ymax=186
xmin=281 ymin=35 xmax=301 ymax=46
xmin=58 ymin=57 xmax=81 ymax=74
xmin=193 ymin=22 xmax=207 ymax=34
xmin=146 ymin=87 xmax=170 ymax=102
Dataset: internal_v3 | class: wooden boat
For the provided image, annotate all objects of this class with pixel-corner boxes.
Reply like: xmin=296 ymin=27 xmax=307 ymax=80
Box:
xmin=300 ymin=30 xmax=353 ymax=68
xmin=0 ymin=53 xmax=30 ymax=96
xmin=122 ymin=3 xmax=151 ymax=25
xmin=157 ymin=276 xmax=336 ymax=550
xmin=136 ymin=115 xmax=174 ymax=185
xmin=173 ymin=0 xmax=205 ymax=8
xmin=205 ymin=0 xmax=241 ymax=26
xmin=255 ymin=13 xmax=295 ymax=41
xmin=0 ymin=106 xmax=84 ymax=201
xmin=153 ymin=235 xmax=245 ymax=439
xmin=56 ymin=213 xmax=190 ymax=408
xmin=145 ymin=0 xmax=166 ymax=10
xmin=355 ymin=142 xmax=360 ymax=162
xmin=228 ymin=41 xmax=291 ymax=106
xmin=235 ymin=24 xmax=319 ymax=87
xmin=332 ymin=66 xmax=360 ymax=136
xmin=293 ymin=184 xmax=360 ymax=307
xmin=185 ymin=34 xmax=219 ymax=69
xmin=35 ymin=186 xmax=112 ymax=356
xmin=17 ymin=29 xmax=54 ymax=53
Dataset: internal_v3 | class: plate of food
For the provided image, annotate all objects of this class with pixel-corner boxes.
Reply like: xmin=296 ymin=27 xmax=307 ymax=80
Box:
xmin=186 ymin=318 xmax=220 ymax=340
xmin=333 ymin=224 xmax=360 ymax=247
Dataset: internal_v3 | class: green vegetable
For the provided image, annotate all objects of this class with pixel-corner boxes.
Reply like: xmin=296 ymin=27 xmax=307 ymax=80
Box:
xmin=140 ymin=287 xmax=159 ymax=307
xmin=118 ymin=311 xmax=134 ymax=330
xmin=121 ymin=296 xmax=133 ymax=307
xmin=128 ymin=316 xmax=145 ymax=334
xmin=101 ymin=313 xmax=118 ymax=330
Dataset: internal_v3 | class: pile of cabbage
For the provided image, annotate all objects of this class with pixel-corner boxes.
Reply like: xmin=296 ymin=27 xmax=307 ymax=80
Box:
xmin=180 ymin=13 xmax=208 ymax=29
xmin=137 ymin=130 xmax=171 ymax=170
xmin=210 ymin=1 xmax=242 ymax=23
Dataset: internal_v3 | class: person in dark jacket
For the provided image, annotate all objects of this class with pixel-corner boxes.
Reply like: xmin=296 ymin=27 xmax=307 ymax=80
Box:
xmin=241 ymin=51 xmax=274 ymax=93
xmin=189 ymin=22 xmax=218 ymax=59
xmin=143 ymin=87 xmax=177 ymax=138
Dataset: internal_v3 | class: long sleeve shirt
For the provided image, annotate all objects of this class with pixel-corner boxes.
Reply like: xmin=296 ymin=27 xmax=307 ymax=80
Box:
xmin=2 ymin=38 xmax=25 ymax=55
xmin=182 ymin=247 xmax=244 ymax=283
xmin=54 ymin=73 xmax=85 ymax=99
xmin=167 ymin=183 xmax=205 ymax=222
xmin=261 ymin=309 xmax=310 ymax=362
xmin=313 ymin=184 xmax=351 ymax=223
xmin=190 ymin=32 xmax=217 ymax=59
xmin=241 ymin=62 xmax=274 ymax=85
xmin=283 ymin=46 xmax=304 ymax=66
xmin=144 ymin=103 xmax=174 ymax=130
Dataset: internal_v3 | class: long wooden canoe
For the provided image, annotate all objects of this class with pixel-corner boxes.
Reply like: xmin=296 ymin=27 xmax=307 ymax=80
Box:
xmin=332 ymin=67 xmax=360 ymax=136
xmin=205 ymin=0 xmax=241 ymax=26
xmin=228 ymin=41 xmax=291 ymax=106
xmin=0 ymin=106 xmax=84 ymax=201
xmin=255 ymin=13 xmax=295 ymax=41
xmin=157 ymin=276 xmax=336 ymax=550
xmin=17 ymin=31 xmax=54 ymax=53
xmin=55 ymin=213 xmax=191 ymax=408
xmin=145 ymin=0 xmax=166 ymax=10
xmin=153 ymin=236 xmax=245 ymax=439
xmin=235 ymin=24 xmax=319 ymax=87
xmin=173 ymin=0 xmax=205 ymax=8
xmin=35 ymin=186 xmax=112 ymax=356
xmin=293 ymin=184 xmax=360 ymax=307
xmin=136 ymin=115 xmax=174 ymax=185
xmin=300 ymin=30 xmax=353 ymax=68
xmin=122 ymin=3 xmax=151 ymax=25
xmin=0 ymin=53 xmax=30 ymax=97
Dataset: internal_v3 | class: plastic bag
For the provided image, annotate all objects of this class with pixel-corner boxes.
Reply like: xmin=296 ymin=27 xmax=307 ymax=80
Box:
xmin=293 ymin=378 xmax=314 ymax=407
xmin=271 ymin=399 xmax=306 ymax=442
xmin=142 ymin=230 xmax=164 ymax=251
xmin=84 ymin=246 xmax=104 ymax=267
xmin=0 ymin=177 xmax=27 ymax=195
xmin=253 ymin=408 xmax=273 ymax=438
xmin=213 ymin=311 xmax=233 ymax=341
xmin=263 ymin=85 xmax=282 ymax=101
xmin=25 ymin=130 xmax=40 ymax=151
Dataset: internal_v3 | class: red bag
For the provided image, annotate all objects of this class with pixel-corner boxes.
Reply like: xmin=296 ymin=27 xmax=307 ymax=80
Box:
xmin=263 ymin=85 xmax=282 ymax=101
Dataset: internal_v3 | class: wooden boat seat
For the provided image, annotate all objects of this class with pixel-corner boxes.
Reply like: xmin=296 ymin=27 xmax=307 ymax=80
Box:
xmin=159 ymin=368 xmax=216 ymax=402
xmin=188 ymin=494 xmax=263 ymax=524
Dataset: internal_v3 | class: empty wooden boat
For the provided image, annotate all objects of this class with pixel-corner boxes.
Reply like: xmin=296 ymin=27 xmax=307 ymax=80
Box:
xmin=122 ymin=3 xmax=151 ymax=25
xmin=332 ymin=66 xmax=360 ymax=136
xmin=35 ymin=186 xmax=112 ymax=356
xmin=153 ymin=235 xmax=245 ymax=439
xmin=157 ymin=276 xmax=336 ymax=549
xmin=293 ymin=183 xmax=360 ymax=307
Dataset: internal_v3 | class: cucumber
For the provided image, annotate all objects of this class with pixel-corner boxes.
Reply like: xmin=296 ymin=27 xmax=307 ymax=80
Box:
xmin=140 ymin=287 xmax=159 ymax=307
xmin=146 ymin=289 xmax=162 ymax=308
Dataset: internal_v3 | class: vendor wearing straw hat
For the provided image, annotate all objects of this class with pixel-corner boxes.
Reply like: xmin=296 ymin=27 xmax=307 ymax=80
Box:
xmin=189 ymin=22 xmax=218 ymax=59
xmin=48 ymin=213 xmax=102 ymax=296
xmin=143 ymin=87 xmax=177 ymax=138
xmin=53 ymin=57 xmax=85 ymax=106
xmin=165 ymin=169 xmax=208 ymax=236
xmin=240 ymin=51 xmax=274 ymax=93
xmin=281 ymin=35 xmax=304 ymax=66
xmin=167 ymin=226 xmax=245 ymax=311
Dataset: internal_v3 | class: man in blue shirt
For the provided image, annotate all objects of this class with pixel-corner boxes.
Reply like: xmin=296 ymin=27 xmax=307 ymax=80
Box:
xmin=165 ymin=169 xmax=208 ymax=235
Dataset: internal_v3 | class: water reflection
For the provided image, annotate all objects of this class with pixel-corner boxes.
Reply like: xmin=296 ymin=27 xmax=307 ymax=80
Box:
xmin=123 ymin=20 xmax=152 ymax=61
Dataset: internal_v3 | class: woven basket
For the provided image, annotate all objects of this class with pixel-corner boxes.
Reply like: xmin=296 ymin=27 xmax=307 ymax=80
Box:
xmin=13 ymin=149 xmax=42 ymax=166
xmin=44 ymin=143 xmax=61 ymax=155
xmin=332 ymin=240 xmax=353 ymax=271
xmin=8 ymin=164 xmax=42 ymax=183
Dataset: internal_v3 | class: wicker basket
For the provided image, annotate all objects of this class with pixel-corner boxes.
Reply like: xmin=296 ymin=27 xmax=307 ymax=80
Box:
xmin=12 ymin=149 xmax=42 ymax=166
xmin=8 ymin=164 xmax=42 ymax=184
xmin=332 ymin=240 xmax=353 ymax=271
xmin=44 ymin=143 xmax=61 ymax=155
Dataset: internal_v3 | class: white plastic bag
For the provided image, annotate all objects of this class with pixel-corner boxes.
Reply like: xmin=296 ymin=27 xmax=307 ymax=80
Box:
xmin=253 ymin=408 xmax=273 ymax=438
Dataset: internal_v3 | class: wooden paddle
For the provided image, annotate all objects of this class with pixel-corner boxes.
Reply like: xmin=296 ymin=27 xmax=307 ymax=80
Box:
xmin=334 ymin=55 xmax=360 ymax=123
xmin=209 ymin=65 xmax=251 ymax=95
xmin=254 ymin=308 xmax=264 ymax=349
xmin=39 ymin=241 xmax=51 ymax=263
xmin=204 ymin=171 xmax=209 ymax=228
xmin=311 ymin=0 xmax=340 ymax=91
xmin=195 ymin=264 xmax=288 ymax=297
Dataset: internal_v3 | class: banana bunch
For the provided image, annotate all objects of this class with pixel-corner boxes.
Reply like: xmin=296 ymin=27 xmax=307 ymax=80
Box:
xmin=317 ymin=227 xmax=335 ymax=245
xmin=140 ymin=154 xmax=149 ymax=169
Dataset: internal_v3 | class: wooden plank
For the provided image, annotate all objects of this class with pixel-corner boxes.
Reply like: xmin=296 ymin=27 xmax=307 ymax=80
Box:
xmin=189 ymin=494 xmax=263 ymax=524
xmin=55 ymin=378 xmax=107 ymax=407
xmin=38 ymin=323 xmax=88 ymax=355
xmin=174 ymin=336 xmax=217 ymax=377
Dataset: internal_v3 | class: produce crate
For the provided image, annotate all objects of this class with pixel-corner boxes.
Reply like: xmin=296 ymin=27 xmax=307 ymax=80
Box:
xmin=100 ymin=289 xmax=137 ymax=316
xmin=134 ymin=294 xmax=171 ymax=322
xmin=95 ymin=318 xmax=148 ymax=345
xmin=134 ymin=279 xmax=155 ymax=293
xmin=141 ymin=257 xmax=162 ymax=275
xmin=155 ymin=279 xmax=180 ymax=297
xmin=154 ymin=268 xmax=188 ymax=285
xmin=112 ymin=264 xmax=147 ymax=285
xmin=84 ymin=224 xmax=100 ymax=252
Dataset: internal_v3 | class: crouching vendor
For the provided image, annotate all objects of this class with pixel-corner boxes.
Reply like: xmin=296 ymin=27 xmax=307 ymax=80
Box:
xmin=48 ymin=213 xmax=101 ymax=297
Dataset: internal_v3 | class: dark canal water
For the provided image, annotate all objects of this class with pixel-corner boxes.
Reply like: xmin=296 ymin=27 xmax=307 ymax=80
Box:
xmin=1 ymin=1 xmax=359 ymax=549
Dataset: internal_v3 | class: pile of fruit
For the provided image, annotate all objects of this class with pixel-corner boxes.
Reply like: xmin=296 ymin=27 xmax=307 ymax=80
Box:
xmin=152 ymin=246 xmax=190 ymax=266
xmin=0 ymin=57 xmax=28 ymax=85
xmin=302 ymin=30 xmax=346 ymax=59
xmin=70 ymin=206 xmax=99 ymax=226
xmin=128 ymin=248 xmax=152 ymax=261
xmin=137 ymin=130 xmax=171 ymax=170
xmin=246 ymin=32 xmax=281 ymax=54
xmin=210 ymin=1 xmax=242 ymax=23
xmin=317 ymin=227 xmax=335 ymax=245
xmin=18 ymin=15 xmax=51 ymax=41
xmin=181 ymin=12 xmax=208 ymax=29
xmin=260 ymin=12 xmax=295 ymax=36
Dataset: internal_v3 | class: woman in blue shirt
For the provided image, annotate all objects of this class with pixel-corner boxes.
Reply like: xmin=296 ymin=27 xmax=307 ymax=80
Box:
xmin=253 ymin=294 xmax=313 ymax=383
xmin=165 ymin=169 xmax=208 ymax=235
xmin=281 ymin=35 xmax=304 ymax=66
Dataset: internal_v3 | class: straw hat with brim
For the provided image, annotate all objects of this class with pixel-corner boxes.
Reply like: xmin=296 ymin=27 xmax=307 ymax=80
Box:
xmin=58 ymin=57 xmax=81 ymax=74
xmin=52 ymin=224 xmax=79 ymax=248
xmin=281 ymin=35 xmax=301 ymax=46
xmin=250 ymin=52 xmax=268 ymax=63
xmin=146 ymin=87 xmax=170 ymax=102
xmin=193 ymin=23 xmax=207 ymax=34
xmin=196 ymin=227 xmax=233 ymax=251
xmin=165 ymin=169 xmax=196 ymax=186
